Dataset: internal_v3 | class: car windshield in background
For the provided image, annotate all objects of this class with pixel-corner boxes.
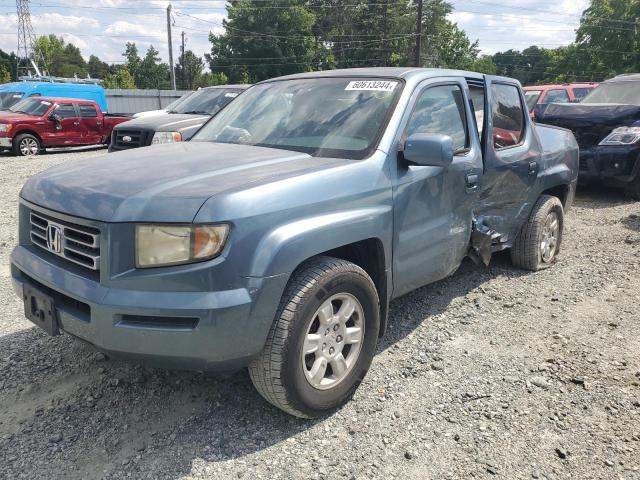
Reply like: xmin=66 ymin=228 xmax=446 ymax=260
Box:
xmin=9 ymin=98 xmax=53 ymax=116
xmin=191 ymin=78 xmax=401 ymax=159
xmin=171 ymin=88 xmax=242 ymax=115
xmin=582 ymin=82 xmax=640 ymax=105
xmin=0 ymin=92 xmax=24 ymax=110
xmin=165 ymin=91 xmax=194 ymax=112
xmin=524 ymin=90 xmax=542 ymax=111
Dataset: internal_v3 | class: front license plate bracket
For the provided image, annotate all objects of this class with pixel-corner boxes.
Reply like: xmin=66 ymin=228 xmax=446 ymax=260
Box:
xmin=23 ymin=284 xmax=60 ymax=336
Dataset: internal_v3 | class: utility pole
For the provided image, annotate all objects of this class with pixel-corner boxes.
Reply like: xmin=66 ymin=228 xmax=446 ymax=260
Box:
xmin=180 ymin=31 xmax=185 ymax=89
xmin=167 ymin=4 xmax=176 ymax=90
xmin=414 ymin=0 xmax=423 ymax=68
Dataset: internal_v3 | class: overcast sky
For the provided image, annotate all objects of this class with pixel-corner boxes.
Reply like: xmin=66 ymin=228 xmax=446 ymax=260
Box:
xmin=0 ymin=0 xmax=590 ymax=67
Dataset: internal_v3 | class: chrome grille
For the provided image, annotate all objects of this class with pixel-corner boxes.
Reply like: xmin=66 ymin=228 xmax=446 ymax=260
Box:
xmin=30 ymin=212 xmax=100 ymax=270
xmin=113 ymin=129 xmax=152 ymax=149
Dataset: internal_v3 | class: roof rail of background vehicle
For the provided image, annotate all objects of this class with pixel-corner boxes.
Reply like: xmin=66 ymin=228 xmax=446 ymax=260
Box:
xmin=17 ymin=75 xmax=102 ymax=85
xmin=257 ymin=67 xmax=493 ymax=84
xmin=609 ymin=73 xmax=640 ymax=82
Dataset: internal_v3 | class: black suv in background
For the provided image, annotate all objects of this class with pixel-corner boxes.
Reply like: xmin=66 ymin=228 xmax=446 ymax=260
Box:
xmin=539 ymin=74 xmax=640 ymax=198
xmin=109 ymin=85 xmax=249 ymax=151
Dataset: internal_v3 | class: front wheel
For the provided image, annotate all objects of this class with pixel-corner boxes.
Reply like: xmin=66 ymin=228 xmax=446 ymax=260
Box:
xmin=624 ymin=175 xmax=640 ymax=200
xmin=13 ymin=133 xmax=41 ymax=157
xmin=511 ymin=194 xmax=564 ymax=271
xmin=249 ymin=256 xmax=380 ymax=418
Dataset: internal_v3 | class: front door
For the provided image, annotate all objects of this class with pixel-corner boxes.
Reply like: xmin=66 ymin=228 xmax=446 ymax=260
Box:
xmin=392 ymin=79 xmax=483 ymax=298
xmin=477 ymin=78 xmax=539 ymax=240
xmin=47 ymin=103 xmax=83 ymax=146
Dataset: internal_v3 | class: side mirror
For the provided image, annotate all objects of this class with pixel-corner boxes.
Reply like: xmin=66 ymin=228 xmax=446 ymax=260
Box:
xmin=403 ymin=133 xmax=454 ymax=167
xmin=48 ymin=113 xmax=62 ymax=123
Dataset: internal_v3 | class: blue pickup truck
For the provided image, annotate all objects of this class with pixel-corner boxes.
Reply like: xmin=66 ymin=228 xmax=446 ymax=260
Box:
xmin=11 ymin=68 xmax=578 ymax=417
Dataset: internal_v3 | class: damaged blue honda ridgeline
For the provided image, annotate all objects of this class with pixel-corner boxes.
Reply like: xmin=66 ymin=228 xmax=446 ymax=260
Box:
xmin=538 ymin=74 xmax=640 ymax=199
xmin=11 ymin=68 xmax=578 ymax=417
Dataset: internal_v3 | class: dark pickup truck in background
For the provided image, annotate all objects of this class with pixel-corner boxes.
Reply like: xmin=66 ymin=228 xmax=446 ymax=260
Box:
xmin=109 ymin=85 xmax=248 ymax=151
xmin=11 ymin=68 xmax=578 ymax=417
xmin=0 ymin=97 xmax=130 ymax=156
xmin=538 ymin=74 xmax=640 ymax=198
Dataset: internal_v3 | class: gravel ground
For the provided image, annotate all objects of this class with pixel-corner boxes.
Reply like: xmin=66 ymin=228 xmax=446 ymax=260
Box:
xmin=0 ymin=148 xmax=639 ymax=480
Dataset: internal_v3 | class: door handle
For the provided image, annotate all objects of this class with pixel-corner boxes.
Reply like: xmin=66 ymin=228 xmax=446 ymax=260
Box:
xmin=529 ymin=161 xmax=538 ymax=175
xmin=96 ymin=121 xmax=102 ymax=126
xmin=466 ymin=173 xmax=480 ymax=191
xmin=73 ymin=121 xmax=80 ymax=126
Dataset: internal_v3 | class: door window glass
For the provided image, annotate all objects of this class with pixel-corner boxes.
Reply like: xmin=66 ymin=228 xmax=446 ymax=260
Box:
xmin=545 ymin=89 xmax=570 ymax=104
xmin=491 ymin=84 xmax=524 ymax=149
xmin=79 ymin=104 xmax=98 ymax=118
xmin=55 ymin=104 xmax=77 ymax=119
xmin=405 ymin=84 xmax=468 ymax=151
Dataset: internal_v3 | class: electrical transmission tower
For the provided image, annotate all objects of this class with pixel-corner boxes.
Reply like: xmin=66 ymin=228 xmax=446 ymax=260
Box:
xmin=16 ymin=0 xmax=46 ymax=77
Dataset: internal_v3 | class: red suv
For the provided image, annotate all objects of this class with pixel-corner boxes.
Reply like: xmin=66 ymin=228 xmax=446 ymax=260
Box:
xmin=524 ymin=83 xmax=599 ymax=117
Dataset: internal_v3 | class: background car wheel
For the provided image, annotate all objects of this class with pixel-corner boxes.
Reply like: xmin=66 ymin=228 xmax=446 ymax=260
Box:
xmin=249 ymin=256 xmax=380 ymax=418
xmin=511 ymin=194 xmax=564 ymax=271
xmin=13 ymin=134 xmax=41 ymax=157
xmin=624 ymin=176 xmax=640 ymax=200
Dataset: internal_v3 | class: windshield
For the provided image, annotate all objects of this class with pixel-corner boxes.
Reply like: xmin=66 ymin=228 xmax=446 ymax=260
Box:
xmin=165 ymin=91 xmax=194 ymax=112
xmin=9 ymin=98 xmax=53 ymax=116
xmin=191 ymin=78 xmax=401 ymax=159
xmin=172 ymin=88 xmax=243 ymax=115
xmin=582 ymin=82 xmax=640 ymax=105
xmin=524 ymin=90 xmax=542 ymax=111
xmin=0 ymin=92 xmax=25 ymax=110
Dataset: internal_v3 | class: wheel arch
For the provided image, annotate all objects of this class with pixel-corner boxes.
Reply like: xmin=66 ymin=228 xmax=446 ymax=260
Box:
xmin=13 ymin=129 xmax=44 ymax=146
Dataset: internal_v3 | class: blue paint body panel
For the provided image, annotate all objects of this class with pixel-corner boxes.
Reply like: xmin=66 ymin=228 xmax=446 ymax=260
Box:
xmin=11 ymin=68 xmax=578 ymax=371
xmin=0 ymin=81 xmax=108 ymax=112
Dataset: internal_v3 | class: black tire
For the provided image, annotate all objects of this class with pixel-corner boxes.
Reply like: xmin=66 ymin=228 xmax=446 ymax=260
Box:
xmin=13 ymin=133 xmax=41 ymax=157
xmin=624 ymin=176 xmax=640 ymax=200
xmin=511 ymin=195 xmax=564 ymax=271
xmin=249 ymin=256 xmax=380 ymax=418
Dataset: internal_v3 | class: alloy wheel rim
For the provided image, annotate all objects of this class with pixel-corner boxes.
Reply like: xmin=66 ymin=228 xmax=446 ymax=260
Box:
xmin=301 ymin=293 xmax=365 ymax=391
xmin=540 ymin=211 xmax=559 ymax=262
xmin=20 ymin=138 xmax=38 ymax=156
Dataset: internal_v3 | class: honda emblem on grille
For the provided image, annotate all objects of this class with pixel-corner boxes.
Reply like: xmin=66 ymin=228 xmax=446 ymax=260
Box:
xmin=46 ymin=224 xmax=63 ymax=254
xmin=122 ymin=135 xmax=132 ymax=143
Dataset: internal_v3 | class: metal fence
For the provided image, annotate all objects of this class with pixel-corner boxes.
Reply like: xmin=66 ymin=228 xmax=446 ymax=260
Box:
xmin=105 ymin=89 xmax=191 ymax=115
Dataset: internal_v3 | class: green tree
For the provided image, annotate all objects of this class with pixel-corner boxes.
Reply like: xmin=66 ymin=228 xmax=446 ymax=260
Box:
xmin=88 ymin=55 xmax=110 ymax=80
xmin=103 ymin=66 xmax=136 ymax=89
xmin=0 ymin=63 xmax=10 ymax=84
xmin=194 ymin=71 xmax=229 ymax=88
xmin=137 ymin=45 xmax=170 ymax=89
xmin=123 ymin=42 xmax=142 ymax=81
xmin=207 ymin=0 xmax=330 ymax=83
xmin=0 ymin=49 xmax=17 ymax=81
xmin=34 ymin=35 xmax=87 ymax=77
xmin=176 ymin=50 xmax=204 ymax=89
xmin=575 ymin=0 xmax=640 ymax=78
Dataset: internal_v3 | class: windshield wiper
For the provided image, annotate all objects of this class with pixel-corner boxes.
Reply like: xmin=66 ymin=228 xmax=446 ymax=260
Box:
xmin=182 ymin=110 xmax=210 ymax=115
xmin=12 ymin=110 xmax=29 ymax=115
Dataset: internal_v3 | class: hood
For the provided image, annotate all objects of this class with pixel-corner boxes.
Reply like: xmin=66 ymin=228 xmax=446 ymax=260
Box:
xmin=20 ymin=142 xmax=350 ymax=223
xmin=537 ymin=103 xmax=640 ymax=148
xmin=114 ymin=113 xmax=208 ymax=133
xmin=0 ymin=112 xmax=38 ymax=122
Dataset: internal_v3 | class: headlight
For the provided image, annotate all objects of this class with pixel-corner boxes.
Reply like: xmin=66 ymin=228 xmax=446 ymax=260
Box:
xmin=599 ymin=126 xmax=640 ymax=146
xmin=0 ymin=123 xmax=12 ymax=133
xmin=151 ymin=131 xmax=182 ymax=145
xmin=136 ymin=224 xmax=229 ymax=268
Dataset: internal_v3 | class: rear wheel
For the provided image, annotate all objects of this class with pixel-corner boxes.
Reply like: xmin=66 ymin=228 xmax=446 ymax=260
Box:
xmin=249 ymin=256 xmax=380 ymax=418
xmin=511 ymin=195 xmax=564 ymax=271
xmin=13 ymin=134 xmax=41 ymax=157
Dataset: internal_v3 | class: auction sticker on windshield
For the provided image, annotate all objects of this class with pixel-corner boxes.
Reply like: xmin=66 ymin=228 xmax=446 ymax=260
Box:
xmin=345 ymin=80 xmax=398 ymax=92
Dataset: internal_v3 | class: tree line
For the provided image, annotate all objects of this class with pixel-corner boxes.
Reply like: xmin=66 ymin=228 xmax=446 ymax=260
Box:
xmin=0 ymin=0 xmax=638 ymax=88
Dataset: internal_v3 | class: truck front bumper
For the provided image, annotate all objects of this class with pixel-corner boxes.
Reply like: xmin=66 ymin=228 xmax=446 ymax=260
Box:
xmin=0 ymin=137 xmax=12 ymax=148
xmin=11 ymin=245 xmax=288 ymax=372
xmin=578 ymin=145 xmax=640 ymax=186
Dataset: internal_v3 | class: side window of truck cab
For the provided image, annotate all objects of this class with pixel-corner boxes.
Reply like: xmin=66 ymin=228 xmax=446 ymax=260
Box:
xmin=491 ymin=84 xmax=525 ymax=149
xmin=404 ymin=83 xmax=468 ymax=151
xmin=55 ymin=103 xmax=78 ymax=119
